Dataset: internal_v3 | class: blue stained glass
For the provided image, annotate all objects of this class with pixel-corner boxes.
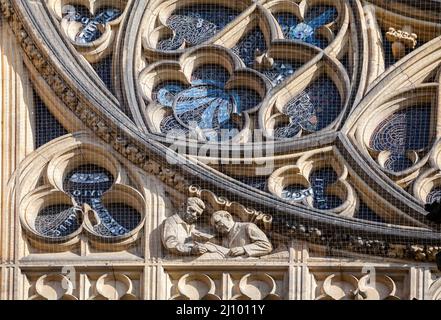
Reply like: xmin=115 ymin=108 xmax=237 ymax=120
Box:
xmin=152 ymin=65 xmax=261 ymax=141
xmin=160 ymin=115 xmax=188 ymax=136
xmin=282 ymin=184 xmax=313 ymax=201
xmin=175 ymin=85 xmax=233 ymax=130
xmin=281 ymin=168 xmax=341 ymax=210
xmin=289 ymin=23 xmax=314 ymax=41
xmin=230 ymin=88 xmax=262 ymax=112
xmin=370 ymin=106 xmax=431 ymax=172
xmin=274 ymin=76 xmax=341 ymax=139
xmin=427 ymin=188 xmax=441 ymax=204
xmin=276 ymin=6 xmax=337 ymax=48
xmin=62 ymin=165 xmax=140 ymax=237
xmin=35 ymin=205 xmax=82 ymax=238
xmin=155 ymin=83 xmax=185 ymax=107
xmin=310 ymin=168 xmax=341 ymax=210
xmin=261 ymin=60 xmax=298 ymax=85
xmin=232 ymin=27 xmax=267 ymax=67
xmin=157 ymin=5 xmax=240 ymax=51
xmin=63 ymin=6 xmax=121 ymax=44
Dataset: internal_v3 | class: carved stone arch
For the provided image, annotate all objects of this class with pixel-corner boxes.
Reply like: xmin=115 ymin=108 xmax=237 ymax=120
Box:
xmin=3 ymin=0 xmax=441 ymax=300
xmin=6 ymin=131 xmax=174 ymax=257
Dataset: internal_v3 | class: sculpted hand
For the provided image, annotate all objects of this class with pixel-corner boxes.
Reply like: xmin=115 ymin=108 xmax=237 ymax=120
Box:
xmin=191 ymin=244 xmax=208 ymax=255
xmin=228 ymin=247 xmax=246 ymax=257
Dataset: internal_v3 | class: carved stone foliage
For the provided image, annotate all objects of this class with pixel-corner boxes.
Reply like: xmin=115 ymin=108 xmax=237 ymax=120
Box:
xmin=188 ymin=185 xmax=273 ymax=230
xmin=167 ymin=270 xmax=285 ymax=300
xmin=15 ymin=133 xmax=147 ymax=252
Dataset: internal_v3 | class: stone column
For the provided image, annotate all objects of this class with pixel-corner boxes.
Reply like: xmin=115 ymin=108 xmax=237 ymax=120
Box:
xmin=0 ymin=16 xmax=35 ymax=299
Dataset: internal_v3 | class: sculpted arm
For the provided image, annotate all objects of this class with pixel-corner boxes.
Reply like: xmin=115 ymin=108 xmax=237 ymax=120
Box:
xmin=162 ymin=218 xmax=193 ymax=255
xmin=242 ymin=224 xmax=273 ymax=257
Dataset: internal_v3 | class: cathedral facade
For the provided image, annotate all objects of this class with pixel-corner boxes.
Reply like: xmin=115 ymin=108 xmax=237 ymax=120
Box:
xmin=1 ymin=0 xmax=441 ymax=300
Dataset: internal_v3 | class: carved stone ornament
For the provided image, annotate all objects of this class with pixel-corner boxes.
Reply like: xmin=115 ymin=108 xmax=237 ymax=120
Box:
xmin=161 ymin=196 xmax=273 ymax=259
xmin=4 ymin=0 xmax=441 ymax=301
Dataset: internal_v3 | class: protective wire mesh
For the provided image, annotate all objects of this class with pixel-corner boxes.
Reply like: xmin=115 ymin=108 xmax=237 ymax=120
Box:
xmin=3 ymin=0 xmax=441 ymax=300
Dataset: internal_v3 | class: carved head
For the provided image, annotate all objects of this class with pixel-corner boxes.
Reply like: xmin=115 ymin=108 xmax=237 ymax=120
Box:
xmin=211 ymin=211 xmax=235 ymax=234
xmin=181 ymin=197 xmax=205 ymax=224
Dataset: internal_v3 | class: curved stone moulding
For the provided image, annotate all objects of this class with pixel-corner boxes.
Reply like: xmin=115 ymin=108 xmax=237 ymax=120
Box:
xmin=5 ymin=0 xmax=441 ymax=256
xmin=316 ymin=273 xmax=400 ymax=300
xmin=317 ymin=273 xmax=359 ymax=300
xmin=265 ymin=145 xmax=427 ymax=226
xmin=90 ymin=273 xmax=138 ymax=300
xmin=267 ymin=147 xmax=357 ymax=216
xmin=46 ymin=0 xmax=129 ymax=63
xmin=236 ymin=273 xmax=281 ymax=300
xmin=357 ymin=274 xmax=399 ymax=300
xmin=262 ymin=0 xmax=350 ymax=58
xmin=15 ymin=132 xmax=147 ymax=252
xmin=172 ymin=273 xmax=221 ymax=300
xmin=413 ymin=139 xmax=441 ymax=205
xmin=137 ymin=0 xmax=354 ymax=145
xmin=29 ymin=274 xmax=78 ymax=300
xmin=354 ymin=85 xmax=438 ymax=187
xmin=141 ymin=0 xmax=254 ymax=55
xmin=139 ymin=45 xmax=268 ymax=142
xmin=259 ymin=51 xmax=350 ymax=140
xmin=367 ymin=1 xmax=441 ymax=44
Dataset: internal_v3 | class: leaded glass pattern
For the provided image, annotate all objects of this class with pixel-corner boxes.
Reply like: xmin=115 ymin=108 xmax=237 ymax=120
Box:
xmin=62 ymin=165 xmax=141 ymax=237
xmin=275 ymin=6 xmax=337 ymax=48
xmin=370 ymin=106 xmax=432 ymax=172
xmin=62 ymin=5 xmax=121 ymax=44
xmin=232 ymin=27 xmax=267 ymax=67
xmin=157 ymin=4 xmax=239 ymax=50
xmin=427 ymin=188 xmax=441 ymax=204
xmin=274 ymin=76 xmax=342 ymax=139
xmin=152 ymin=65 xmax=261 ymax=141
xmin=35 ymin=205 xmax=82 ymax=238
xmin=33 ymin=88 xmax=67 ymax=148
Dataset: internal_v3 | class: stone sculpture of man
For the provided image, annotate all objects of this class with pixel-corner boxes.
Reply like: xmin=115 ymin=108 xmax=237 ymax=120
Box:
xmin=161 ymin=197 xmax=208 ymax=256
xmin=210 ymin=210 xmax=272 ymax=257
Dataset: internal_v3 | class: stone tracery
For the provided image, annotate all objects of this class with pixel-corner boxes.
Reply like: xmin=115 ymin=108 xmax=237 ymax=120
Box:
xmin=1 ymin=0 xmax=441 ymax=300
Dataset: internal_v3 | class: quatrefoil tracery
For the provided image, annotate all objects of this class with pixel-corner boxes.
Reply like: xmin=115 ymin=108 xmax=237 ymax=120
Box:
xmin=138 ymin=0 xmax=351 ymax=142
xmin=140 ymin=46 xmax=268 ymax=142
